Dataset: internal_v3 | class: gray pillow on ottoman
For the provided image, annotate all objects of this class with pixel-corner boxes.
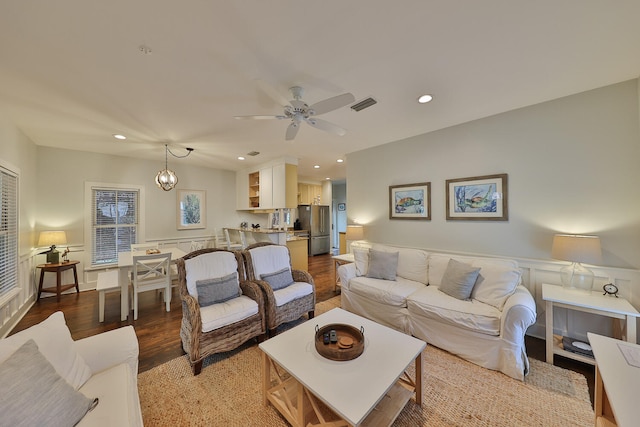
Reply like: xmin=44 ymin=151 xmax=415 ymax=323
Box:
xmin=439 ymin=259 xmax=481 ymax=300
xmin=0 ymin=339 xmax=97 ymax=427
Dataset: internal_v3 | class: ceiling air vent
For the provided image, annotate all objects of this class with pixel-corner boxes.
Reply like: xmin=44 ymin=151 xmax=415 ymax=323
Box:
xmin=247 ymin=151 xmax=260 ymax=156
xmin=351 ymin=97 xmax=377 ymax=112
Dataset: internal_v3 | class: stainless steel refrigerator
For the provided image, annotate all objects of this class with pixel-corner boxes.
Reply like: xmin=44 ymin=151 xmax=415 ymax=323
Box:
xmin=297 ymin=204 xmax=330 ymax=256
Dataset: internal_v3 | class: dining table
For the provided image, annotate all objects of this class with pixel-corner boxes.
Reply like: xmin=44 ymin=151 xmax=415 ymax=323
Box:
xmin=117 ymin=247 xmax=187 ymax=321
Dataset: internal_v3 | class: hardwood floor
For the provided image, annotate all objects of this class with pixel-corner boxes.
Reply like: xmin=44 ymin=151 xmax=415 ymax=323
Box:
xmin=10 ymin=252 xmax=594 ymax=402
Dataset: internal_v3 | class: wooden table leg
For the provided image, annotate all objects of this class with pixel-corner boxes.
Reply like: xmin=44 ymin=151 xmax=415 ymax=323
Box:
xmin=56 ymin=268 xmax=62 ymax=302
xmin=72 ymin=264 xmax=79 ymax=293
xmin=37 ymin=269 xmax=45 ymax=301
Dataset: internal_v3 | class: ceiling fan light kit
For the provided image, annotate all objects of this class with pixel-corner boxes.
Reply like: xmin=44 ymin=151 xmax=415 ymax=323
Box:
xmin=235 ymin=84 xmax=355 ymax=141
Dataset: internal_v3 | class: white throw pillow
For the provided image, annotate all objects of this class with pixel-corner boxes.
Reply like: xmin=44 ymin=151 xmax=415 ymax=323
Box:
xmin=471 ymin=262 xmax=522 ymax=310
xmin=0 ymin=311 xmax=92 ymax=389
xmin=353 ymin=248 xmax=369 ymax=277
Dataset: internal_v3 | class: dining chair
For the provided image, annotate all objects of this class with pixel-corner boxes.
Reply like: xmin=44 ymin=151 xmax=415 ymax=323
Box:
xmin=130 ymin=242 xmax=159 ymax=252
xmin=131 ymin=252 xmax=172 ymax=320
xmin=224 ymin=228 xmax=245 ymax=250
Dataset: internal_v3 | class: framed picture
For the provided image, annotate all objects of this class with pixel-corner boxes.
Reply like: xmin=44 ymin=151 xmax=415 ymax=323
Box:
xmin=177 ymin=190 xmax=206 ymax=230
xmin=389 ymin=182 xmax=431 ymax=220
xmin=445 ymin=173 xmax=508 ymax=221
xmin=338 ymin=203 xmax=346 ymax=211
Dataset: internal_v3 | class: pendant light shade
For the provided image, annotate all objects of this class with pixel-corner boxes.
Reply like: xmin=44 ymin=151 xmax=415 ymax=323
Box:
xmin=155 ymin=144 xmax=178 ymax=191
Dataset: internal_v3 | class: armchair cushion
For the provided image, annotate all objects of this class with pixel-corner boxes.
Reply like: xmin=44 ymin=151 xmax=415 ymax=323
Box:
xmin=0 ymin=340 xmax=97 ymax=427
xmin=273 ymin=282 xmax=314 ymax=307
xmin=185 ymin=251 xmax=238 ymax=299
xmin=196 ymin=272 xmax=241 ymax=306
xmin=200 ymin=295 xmax=259 ymax=333
xmin=439 ymin=259 xmax=481 ymax=300
xmin=0 ymin=311 xmax=92 ymax=390
xmin=261 ymin=267 xmax=294 ymax=290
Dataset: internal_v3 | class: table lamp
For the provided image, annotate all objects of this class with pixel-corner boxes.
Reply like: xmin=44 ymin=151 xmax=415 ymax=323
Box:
xmin=551 ymin=234 xmax=602 ymax=292
xmin=38 ymin=231 xmax=67 ymax=264
xmin=346 ymin=225 xmax=364 ymax=253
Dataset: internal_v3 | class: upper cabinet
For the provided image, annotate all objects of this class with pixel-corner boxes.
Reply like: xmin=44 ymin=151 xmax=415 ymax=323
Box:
xmin=237 ymin=158 xmax=298 ymax=210
xmin=298 ymin=183 xmax=323 ymax=205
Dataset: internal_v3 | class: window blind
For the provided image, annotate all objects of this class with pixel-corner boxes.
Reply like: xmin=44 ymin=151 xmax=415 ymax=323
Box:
xmin=91 ymin=187 xmax=139 ymax=266
xmin=0 ymin=166 xmax=18 ymax=296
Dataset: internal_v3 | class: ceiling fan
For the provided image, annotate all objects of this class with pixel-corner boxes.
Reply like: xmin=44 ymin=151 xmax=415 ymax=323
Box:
xmin=234 ymin=84 xmax=355 ymax=141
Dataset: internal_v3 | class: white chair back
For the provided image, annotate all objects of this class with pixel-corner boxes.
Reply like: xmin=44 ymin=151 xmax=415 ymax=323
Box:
xmin=224 ymin=228 xmax=244 ymax=250
xmin=132 ymin=252 xmax=172 ymax=320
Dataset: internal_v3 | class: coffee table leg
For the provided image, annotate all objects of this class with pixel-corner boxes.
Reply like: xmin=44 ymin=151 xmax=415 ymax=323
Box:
xmin=415 ymin=350 xmax=423 ymax=407
xmin=262 ymin=352 xmax=270 ymax=406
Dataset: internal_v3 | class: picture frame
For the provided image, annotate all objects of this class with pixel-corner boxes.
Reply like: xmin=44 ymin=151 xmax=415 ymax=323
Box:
xmin=338 ymin=203 xmax=346 ymax=211
xmin=177 ymin=189 xmax=206 ymax=230
xmin=445 ymin=173 xmax=508 ymax=221
xmin=389 ymin=182 xmax=431 ymax=220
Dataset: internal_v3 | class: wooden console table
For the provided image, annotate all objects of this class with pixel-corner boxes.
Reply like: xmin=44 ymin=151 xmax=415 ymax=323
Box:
xmin=36 ymin=261 xmax=80 ymax=302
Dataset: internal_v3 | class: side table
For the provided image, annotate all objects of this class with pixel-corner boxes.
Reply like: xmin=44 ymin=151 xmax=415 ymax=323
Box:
xmin=542 ymin=283 xmax=639 ymax=366
xmin=331 ymin=253 xmax=354 ymax=292
xmin=36 ymin=261 xmax=80 ymax=302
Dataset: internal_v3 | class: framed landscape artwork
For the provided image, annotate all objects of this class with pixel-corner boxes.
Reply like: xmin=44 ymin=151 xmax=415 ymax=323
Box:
xmin=445 ymin=174 xmax=508 ymax=221
xmin=177 ymin=189 xmax=206 ymax=230
xmin=389 ymin=182 xmax=431 ymax=220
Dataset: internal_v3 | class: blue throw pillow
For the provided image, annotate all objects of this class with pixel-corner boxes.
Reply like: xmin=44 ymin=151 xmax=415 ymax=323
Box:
xmin=196 ymin=272 xmax=241 ymax=306
xmin=261 ymin=268 xmax=294 ymax=290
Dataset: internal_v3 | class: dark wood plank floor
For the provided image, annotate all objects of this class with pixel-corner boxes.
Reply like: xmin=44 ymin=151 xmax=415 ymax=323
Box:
xmin=10 ymin=252 xmax=594 ymax=403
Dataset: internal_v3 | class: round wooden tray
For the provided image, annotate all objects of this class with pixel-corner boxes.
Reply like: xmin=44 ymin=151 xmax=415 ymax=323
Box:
xmin=314 ymin=323 xmax=365 ymax=361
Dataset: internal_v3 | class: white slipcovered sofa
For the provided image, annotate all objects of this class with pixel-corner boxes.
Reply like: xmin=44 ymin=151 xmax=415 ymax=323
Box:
xmin=0 ymin=311 xmax=143 ymax=426
xmin=338 ymin=243 xmax=537 ymax=380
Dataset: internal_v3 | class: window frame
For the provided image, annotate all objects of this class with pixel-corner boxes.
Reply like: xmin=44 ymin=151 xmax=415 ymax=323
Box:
xmin=84 ymin=182 xmax=145 ymax=268
xmin=0 ymin=160 xmax=19 ymax=298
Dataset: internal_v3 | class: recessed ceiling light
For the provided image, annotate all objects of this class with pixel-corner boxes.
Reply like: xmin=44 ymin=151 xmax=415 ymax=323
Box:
xmin=418 ymin=94 xmax=433 ymax=104
xmin=237 ymin=156 xmax=245 ymax=160
xmin=314 ymin=165 xmax=320 ymax=169
xmin=336 ymin=159 xmax=344 ymax=163
xmin=325 ymin=177 xmax=331 ymax=180
xmin=113 ymin=134 xmax=126 ymax=140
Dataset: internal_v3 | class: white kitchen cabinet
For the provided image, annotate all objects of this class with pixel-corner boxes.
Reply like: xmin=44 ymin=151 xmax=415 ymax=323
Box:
xmin=236 ymin=159 xmax=297 ymax=210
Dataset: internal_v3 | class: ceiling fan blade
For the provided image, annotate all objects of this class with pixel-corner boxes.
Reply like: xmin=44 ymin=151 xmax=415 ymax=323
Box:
xmin=309 ymin=93 xmax=356 ymax=115
xmin=255 ymin=79 xmax=291 ymax=107
xmin=305 ymin=118 xmax=347 ymax=136
xmin=234 ymin=115 xmax=286 ymax=120
xmin=285 ymin=122 xmax=300 ymax=141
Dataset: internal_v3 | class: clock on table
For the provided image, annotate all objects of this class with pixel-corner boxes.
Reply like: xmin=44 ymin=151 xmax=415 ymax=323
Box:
xmin=603 ymin=283 xmax=619 ymax=297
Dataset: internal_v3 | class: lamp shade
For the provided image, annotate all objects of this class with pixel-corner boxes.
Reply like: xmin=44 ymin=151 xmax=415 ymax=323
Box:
xmin=38 ymin=231 xmax=67 ymax=247
xmin=346 ymin=225 xmax=364 ymax=241
xmin=551 ymin=234 xmax=602 ymax=265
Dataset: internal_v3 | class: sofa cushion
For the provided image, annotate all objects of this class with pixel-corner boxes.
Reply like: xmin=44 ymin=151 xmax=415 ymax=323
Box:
xmin=372 ymin=244 xmax=429 ymax=284
xmin=428 ymin=253 xmax=477 ymax=286
xmin=348 ymin=275 xmax=425 ymax=307
xmin=0 ymin=340 xmax=97 ymax=427
xmin=438 ymin=259 xmax=481 ymax=300
xmin=471 ymin=261 xmax=521 ymax=310
xmin=366 ymin=249 xmax=398 ymax=280
xmin=407 ymin=286 xmax=501 ymax=335
xmin=0 ymin=311 xmax=92 ymax=390
xmin=353 ymin=247 xmax=369 ymax=276
xmin=196 ymin=272 xmax=241 ymax=306
xmin=77 ymin=363 xmax=138 ymax=427
xmin=261 ymin=267 xmax=295 ymax=290
xmin=185 ymin=251 xmax=238 ymax=299
xmin=199 ymin=295 xmax=259 ymax=333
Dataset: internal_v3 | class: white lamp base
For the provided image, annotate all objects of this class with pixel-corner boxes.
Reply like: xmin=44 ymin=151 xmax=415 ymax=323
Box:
xmin=560 ymin=262 xmax=594 ymax=293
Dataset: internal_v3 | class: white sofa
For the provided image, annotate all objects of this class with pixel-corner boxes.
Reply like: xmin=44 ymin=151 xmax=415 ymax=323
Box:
xmin=0 ymin=311 xmax=143 ymax=426
xmin=338 ymin=243 xmax=537 ymax=380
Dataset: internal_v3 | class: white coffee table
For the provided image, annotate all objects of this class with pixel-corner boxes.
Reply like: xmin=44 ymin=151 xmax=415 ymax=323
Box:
xmin=259 ymin=308 xmax=426 ymax=427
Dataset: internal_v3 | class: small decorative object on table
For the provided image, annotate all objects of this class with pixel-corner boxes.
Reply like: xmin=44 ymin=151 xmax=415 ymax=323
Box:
xmin=145 ymin=248 xmax=161 ymax=255
xmin=315 ymin=323 xmax=364 ymax=361
xmin=603 ymin=283 xmax=619 ymax=297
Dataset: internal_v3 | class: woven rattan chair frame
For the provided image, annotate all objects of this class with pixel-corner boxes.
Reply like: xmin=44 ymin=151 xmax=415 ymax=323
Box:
xmin=242 ymin=242 xmax=315 ymax=337
xmin=177 ymin=248 xmax=266 ymax=375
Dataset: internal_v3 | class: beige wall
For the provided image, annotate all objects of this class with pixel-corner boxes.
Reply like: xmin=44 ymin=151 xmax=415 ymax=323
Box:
xmin=346 ymin=79 xmax=640 ymax=270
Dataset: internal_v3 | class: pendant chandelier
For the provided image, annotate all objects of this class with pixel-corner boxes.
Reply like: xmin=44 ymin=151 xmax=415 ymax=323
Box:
xmin=155 ymin=144 xmax=178 ymax=191
xmin=155 ymin=144 xmax=194 ymax=191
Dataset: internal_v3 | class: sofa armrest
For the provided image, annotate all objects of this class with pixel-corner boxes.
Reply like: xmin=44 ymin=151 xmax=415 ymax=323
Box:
xmin=337 ymin=263 xmax=356 ymax=290
xmin=500 ymin=286 xmax=537 ymax=344
xmin=73 ymin=326 xmax=139 ymax=380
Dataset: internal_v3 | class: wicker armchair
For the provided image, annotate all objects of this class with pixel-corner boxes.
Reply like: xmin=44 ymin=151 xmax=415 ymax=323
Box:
xmin=177 ymin=248 xmax=266 ymax=375
xmin=242 ymin=242 xmax=315 ymax=337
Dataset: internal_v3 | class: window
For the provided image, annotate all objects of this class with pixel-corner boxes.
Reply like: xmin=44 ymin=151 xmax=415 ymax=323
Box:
xmin=0 ymin=164 xmax=18 ymax=297
xmin=87 ymin=183 xmax=143 ymax=267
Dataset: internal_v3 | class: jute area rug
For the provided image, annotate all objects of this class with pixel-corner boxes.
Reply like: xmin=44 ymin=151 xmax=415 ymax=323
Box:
xmin=138 ymin=297 xmax=593 ymax=426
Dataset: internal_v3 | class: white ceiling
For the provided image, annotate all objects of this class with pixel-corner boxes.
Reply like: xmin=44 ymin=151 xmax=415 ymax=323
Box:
xmin=1 ymin=1 xmax=640 ymax=182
